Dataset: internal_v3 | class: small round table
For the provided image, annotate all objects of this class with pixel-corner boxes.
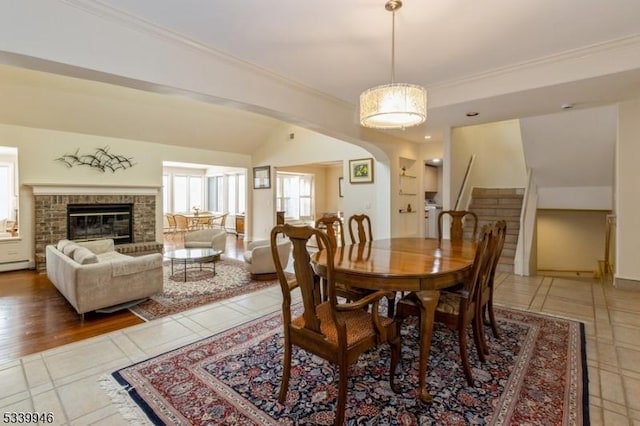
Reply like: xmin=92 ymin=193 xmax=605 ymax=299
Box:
xmin=164 ymin=248 xmax=222 ymax=282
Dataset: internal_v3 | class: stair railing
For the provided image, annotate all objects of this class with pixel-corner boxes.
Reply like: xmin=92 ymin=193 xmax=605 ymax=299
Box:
xmin=514 ymin=169 xmax=537 ymax=276
xmin=454 ymin=155 xmax=475 ymax=211
xmin=604 ymin=214 xmax=616 ymax=281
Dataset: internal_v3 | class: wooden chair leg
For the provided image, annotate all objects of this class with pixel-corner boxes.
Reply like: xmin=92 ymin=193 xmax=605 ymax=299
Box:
xmin=487 ymin=300 xmax=500 ymax=338
xmin=386 ymin=292 xmax=396 ymax=318
xmin=278 ymin=339 xmax=292 ymax=403
xmin=389 ymin=332 xmax=401 ymax=393
xmin=458 ymin=324 xmax=474 ymax=386
xmin=335 ymin=361 xmax=349 ymax=426
xmin=473 ymin=312 xmax=488 ymax=361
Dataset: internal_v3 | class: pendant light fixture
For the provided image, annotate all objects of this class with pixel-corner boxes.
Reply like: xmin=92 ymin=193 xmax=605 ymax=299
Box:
xmin=359 ymin=0 xmax=427 ymax=129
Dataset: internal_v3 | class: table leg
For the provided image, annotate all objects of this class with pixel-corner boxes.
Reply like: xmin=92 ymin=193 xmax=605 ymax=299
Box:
xmin=183 ymin=259 xmax=187 ymax=282
xmin=415 ymin=289 xmax=440 ymax=403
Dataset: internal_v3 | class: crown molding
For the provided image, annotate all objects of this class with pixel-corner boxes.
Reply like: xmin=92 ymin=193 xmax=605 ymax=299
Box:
xmin=431 ymin=34 xmax=640 ymax=91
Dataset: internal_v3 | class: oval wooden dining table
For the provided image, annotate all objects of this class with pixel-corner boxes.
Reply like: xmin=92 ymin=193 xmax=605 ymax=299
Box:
xmin=311 ymin=237 xmax=476 ymax=403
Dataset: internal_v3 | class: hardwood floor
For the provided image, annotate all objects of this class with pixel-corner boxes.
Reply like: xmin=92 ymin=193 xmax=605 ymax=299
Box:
xmin=0 ymin=232 xmax=247 ymax=363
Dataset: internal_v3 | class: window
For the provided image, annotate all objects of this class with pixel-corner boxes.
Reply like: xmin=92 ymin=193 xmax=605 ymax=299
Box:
xmin=0 ymin=146 xmax=18 ymax=237
xmin=172 ymin=175 xmax=204 ymax=213
xmin=276 ymin=172 xmax=314 ymax=221
xmin=164 ymin=165 xmax=246 ymax=215
xmin=207 ymin=176 xmax=224 ymax=212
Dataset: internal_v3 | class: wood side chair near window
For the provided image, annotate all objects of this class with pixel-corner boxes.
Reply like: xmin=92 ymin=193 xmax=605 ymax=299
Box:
xmin=315 ymin=215 xmax=376 ymax=306
xmin=346 ymin=213 xmax=399 ymax=317
xmin=270 ymin=224 xmax=401 ymax=426
xmin=347 ymin=213 xmax=373 ymax=244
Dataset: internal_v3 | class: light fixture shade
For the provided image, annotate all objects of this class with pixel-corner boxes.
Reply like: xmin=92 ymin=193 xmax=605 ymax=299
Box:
xmin=360 ymin=83 xmax=427 ymax=129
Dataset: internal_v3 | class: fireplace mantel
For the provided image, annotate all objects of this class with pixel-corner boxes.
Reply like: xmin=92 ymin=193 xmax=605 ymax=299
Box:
xmin=25 ymin=183 xmax=160 ymax=196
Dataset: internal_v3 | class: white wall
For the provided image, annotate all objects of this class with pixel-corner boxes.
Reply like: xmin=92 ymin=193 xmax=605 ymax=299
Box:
xmin=615 ymin=99 xmax=640 ymax=288
xmin=537 ymin=209 xmax=608 ymax=272
xmin=448 ymin=120 xmax=528 ymax=208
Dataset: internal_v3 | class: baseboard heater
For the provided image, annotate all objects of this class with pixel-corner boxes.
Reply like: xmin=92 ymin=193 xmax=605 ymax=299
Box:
xmin=0 ymin=259 xmax=34 ymax=272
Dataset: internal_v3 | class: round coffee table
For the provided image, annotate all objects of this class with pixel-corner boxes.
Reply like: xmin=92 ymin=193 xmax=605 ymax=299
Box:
xmin=164 ymin=248 xmax=222 ymax=282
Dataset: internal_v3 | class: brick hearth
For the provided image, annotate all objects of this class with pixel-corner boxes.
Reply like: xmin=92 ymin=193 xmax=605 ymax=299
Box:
xmin=34 ymin=193 xmax=161 ymax=271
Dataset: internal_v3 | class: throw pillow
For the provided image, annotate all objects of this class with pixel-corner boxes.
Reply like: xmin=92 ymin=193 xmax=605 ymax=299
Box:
xmin=73 ymin=247 xmax=99 ymax=265
xmin=57 ymin=239 xmax=73 ymax=251
xmin=62 ymin=243 xmax=80 ymax=257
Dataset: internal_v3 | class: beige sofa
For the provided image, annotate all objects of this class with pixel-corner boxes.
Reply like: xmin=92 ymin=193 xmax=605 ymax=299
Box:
xmin=243 ymin=239 xmax=291 ymax=280
xmin=46 ymin=239 xmax=163 ymax=318
xmin=184 ymin=228 xmax=227 ymax=252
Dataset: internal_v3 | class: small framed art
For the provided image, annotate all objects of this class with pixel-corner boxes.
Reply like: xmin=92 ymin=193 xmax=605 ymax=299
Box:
xmin=339 ymin=177 xmax=344 ymax=197
xmin=253 ymin=165 xmax=271 ymax=189
xmin=349 ymin=158 xmax=374 ymax=184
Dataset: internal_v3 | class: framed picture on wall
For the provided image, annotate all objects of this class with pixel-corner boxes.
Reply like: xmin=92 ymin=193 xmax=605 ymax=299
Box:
xmin=349 ymin=158 xmax=374 ymax=184
xmin=339 ymin=177 xmax=344 ymax=197
xmin=253 ymin=165 xmax=271 ymax=189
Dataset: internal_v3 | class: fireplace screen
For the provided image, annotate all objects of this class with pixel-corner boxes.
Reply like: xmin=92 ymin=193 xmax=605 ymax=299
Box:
xmin=67 ymin=204 xmax=133 ymax=244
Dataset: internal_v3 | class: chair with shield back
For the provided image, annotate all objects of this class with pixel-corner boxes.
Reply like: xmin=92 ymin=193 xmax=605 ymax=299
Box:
xmin=315 ymin=215 xmax=372 ymax=305
xmin=478 ymin=220 xmax=507 ymax=346
xmin=394 ymin=224 xmax=493 ymax=386
xmin=347 ymin=213 xmax=398 ymax=316
xmin=270 ymin=224 xmax=401 ymax=425
xmin=347 ymin=213 xmax=373 ymax=244
xmin=437 ymin=210 xmax=478 ymax=243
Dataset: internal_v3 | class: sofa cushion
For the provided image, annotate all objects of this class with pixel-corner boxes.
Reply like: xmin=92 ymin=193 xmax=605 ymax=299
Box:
xmin=57 ymin=239 xmax=74 ymax=251
xmin=62 ymin=243 xmax=81 ymax=258
xmin=73 ymin=246 xmax=99 ymax=265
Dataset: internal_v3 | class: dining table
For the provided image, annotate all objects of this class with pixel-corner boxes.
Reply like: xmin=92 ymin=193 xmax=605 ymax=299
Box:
xmin=311 ymin=237 xmax=476 ymax=403
xmin=182 ymin=212 xmax=223 ymax=229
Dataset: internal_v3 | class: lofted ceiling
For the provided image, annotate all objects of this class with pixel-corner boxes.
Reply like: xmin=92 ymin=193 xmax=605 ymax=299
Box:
xmin=0 ymin=0 xmax=639 ymax=158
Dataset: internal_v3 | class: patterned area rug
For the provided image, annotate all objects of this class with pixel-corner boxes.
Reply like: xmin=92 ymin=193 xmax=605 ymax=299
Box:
xmin=106 ymin=307 xmax=588 ymax=425
xmin=129 ymin=258 xmax=280 ymax=321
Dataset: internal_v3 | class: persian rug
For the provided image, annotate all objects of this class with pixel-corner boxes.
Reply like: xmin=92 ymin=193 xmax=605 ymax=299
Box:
xmin=105 ymin=307 xmax=589 ymax=425
xmin=129 ymin=258 xmax=281 ymax=321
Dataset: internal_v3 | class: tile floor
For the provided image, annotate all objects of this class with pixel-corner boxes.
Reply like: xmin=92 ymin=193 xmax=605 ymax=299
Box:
xmin=0 ymin=273 xmax=638 ymax=425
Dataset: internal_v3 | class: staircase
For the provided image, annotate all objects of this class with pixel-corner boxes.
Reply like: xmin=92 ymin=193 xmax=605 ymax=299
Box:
xmin=466 ymin=187 xmax=524 ymax=273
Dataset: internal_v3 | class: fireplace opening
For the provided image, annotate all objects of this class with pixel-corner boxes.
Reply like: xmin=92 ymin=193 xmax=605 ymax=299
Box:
xmin=67 ymin=204 xmax=133 ymax=244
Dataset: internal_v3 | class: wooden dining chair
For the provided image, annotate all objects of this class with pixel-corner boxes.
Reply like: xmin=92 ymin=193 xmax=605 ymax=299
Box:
xmin=210 ymin=213 xmax=228 ymax=231
xmin=315 ymin=215 xmax=345 ymax=248
xmin=479 ymin=220 xmax=507 ymax=344
xmin=395 ymin=224 xmax=493 ymax=386
xmin=270 ymin=224 xmax=400 ymax=425
xmin=315 ymin=215 xmax=374 ymax=305
xmin=165 ymin=214 xmax=177 ymax=237
xmin=346 ymin=213 xmax=398 ymax=316
xmin=347 ymin=213 xmax=373 ymax=244
xmin=437 ymin=210 xmax=478 ymax=242
xmin=173 ymin=214 xmax=190 ymax=240
xmin=196 ymin=214 xmax=211 ymax=230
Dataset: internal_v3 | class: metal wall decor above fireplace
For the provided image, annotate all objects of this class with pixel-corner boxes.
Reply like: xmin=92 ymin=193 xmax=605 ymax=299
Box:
xmin=67 ymin=204 xmax=133 ymax=244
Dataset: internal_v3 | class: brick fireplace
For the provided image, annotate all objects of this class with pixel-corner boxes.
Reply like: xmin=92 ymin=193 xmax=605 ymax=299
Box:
xmin=31 ymin=185 xmax=162 ymax=271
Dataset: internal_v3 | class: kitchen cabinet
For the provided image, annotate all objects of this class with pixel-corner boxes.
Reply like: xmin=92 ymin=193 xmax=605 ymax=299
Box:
xmin=424 ymin=165 xmax=438 ymax=192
